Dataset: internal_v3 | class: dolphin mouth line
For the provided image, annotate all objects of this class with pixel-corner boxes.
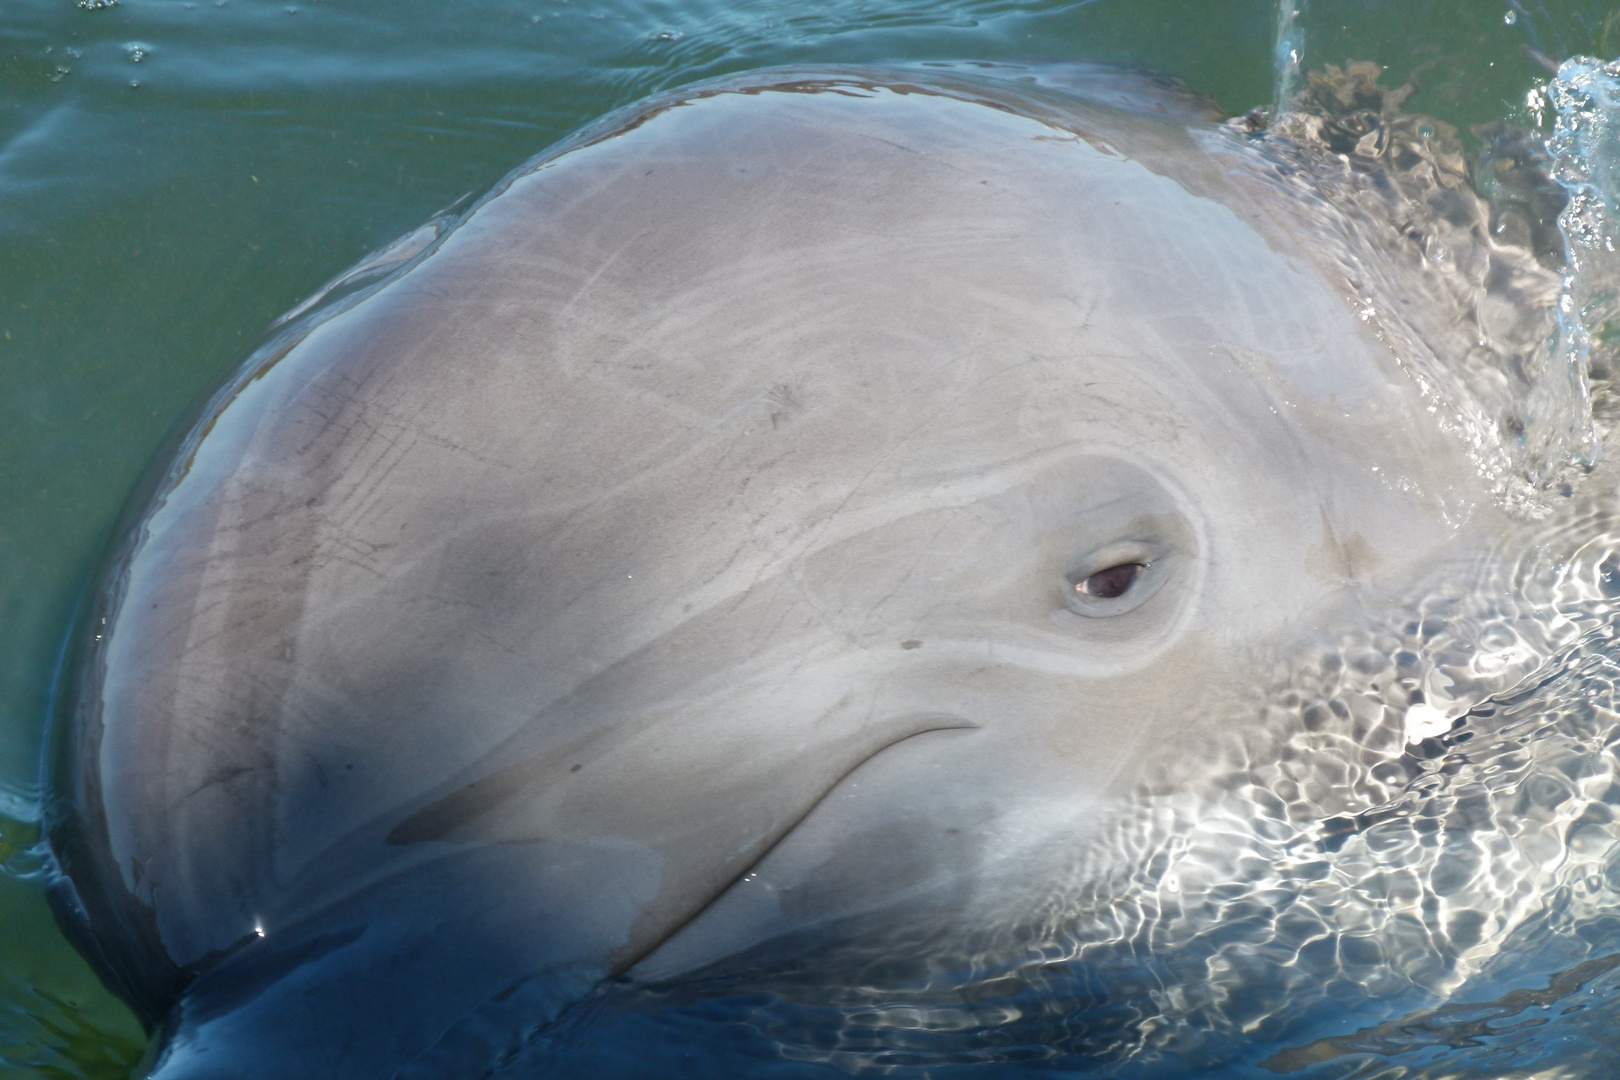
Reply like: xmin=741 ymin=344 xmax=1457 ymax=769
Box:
xmin=617 ymin=717 xmax=982 ymax=977
xmin=377 ymin=722 xmax=980 ymax=1080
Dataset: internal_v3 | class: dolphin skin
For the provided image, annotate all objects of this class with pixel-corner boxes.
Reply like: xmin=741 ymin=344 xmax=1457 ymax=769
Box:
xmin=44 ymin=65 xmax=1598 ymax=1077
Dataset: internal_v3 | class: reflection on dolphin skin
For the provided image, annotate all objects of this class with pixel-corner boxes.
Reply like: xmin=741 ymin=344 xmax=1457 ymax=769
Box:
xmin=42 ymin=65 xmax=1615 ymax=1077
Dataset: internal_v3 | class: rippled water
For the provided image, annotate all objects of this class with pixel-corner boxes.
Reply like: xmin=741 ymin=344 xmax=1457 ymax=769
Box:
xmin=5 ymin=1 xmax=1620 ymax=1077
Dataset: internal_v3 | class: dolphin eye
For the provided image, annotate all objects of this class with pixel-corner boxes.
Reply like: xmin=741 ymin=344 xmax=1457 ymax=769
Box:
xmin=1076 ymin=563 xmax=1144 ymax=599
xmin=1062 ymin=542 xmax=1171 ymax=619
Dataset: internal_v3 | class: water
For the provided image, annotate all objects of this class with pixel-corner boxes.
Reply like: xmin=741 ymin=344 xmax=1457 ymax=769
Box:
xmin=3 ymin=0 xmax=1620 ymax=1076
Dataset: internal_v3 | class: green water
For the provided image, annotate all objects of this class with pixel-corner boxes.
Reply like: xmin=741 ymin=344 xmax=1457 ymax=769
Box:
xmin=0 ymin=0 xmax=1615 ymax=1074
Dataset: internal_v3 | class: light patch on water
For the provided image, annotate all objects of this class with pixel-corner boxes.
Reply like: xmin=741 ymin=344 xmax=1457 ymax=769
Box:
xmin=1402 ymin=701 xmax=1452 ymax=743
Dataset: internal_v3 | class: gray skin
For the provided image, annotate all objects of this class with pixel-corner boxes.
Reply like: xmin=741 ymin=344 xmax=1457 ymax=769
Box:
xmin=47 ymin=66 xmax=1519 ymax=1077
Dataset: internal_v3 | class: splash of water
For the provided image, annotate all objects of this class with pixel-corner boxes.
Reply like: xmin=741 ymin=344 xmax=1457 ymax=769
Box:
xmin=1551 ymin=58 xmax=1620 ymax=417
xmin=1271 ymin=1 xmax=1306 ymax=117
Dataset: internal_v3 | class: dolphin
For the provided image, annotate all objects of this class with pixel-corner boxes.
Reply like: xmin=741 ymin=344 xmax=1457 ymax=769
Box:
xmin=42 ymin=64 xmax=1603 ymax=1077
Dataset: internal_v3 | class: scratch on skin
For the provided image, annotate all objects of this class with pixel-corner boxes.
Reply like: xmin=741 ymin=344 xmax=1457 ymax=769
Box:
xmin=180 ymin=763 xmax=272 ymax=804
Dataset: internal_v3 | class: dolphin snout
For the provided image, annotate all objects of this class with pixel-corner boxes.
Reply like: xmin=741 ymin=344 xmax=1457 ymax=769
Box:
xmin=382 ymin=704 xmax=983 ymax=962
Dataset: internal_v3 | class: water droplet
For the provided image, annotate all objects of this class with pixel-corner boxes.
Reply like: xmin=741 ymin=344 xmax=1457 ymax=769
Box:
xmin=1504 ymin=8 xmax=1518 ymax=24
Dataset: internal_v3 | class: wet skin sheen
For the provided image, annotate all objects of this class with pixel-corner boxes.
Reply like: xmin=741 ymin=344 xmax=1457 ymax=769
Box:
xmin=46 ymin=67 xmax=1507 ymax=1078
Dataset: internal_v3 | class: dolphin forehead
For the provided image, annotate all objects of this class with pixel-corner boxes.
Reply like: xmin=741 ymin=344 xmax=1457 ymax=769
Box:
xmin=180 ymin=78 xmax=1474 ymax=673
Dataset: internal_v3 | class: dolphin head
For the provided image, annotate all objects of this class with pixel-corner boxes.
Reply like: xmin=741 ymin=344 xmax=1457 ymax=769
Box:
xmin=47 ymin=67 xmax=1551 ymax=1078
